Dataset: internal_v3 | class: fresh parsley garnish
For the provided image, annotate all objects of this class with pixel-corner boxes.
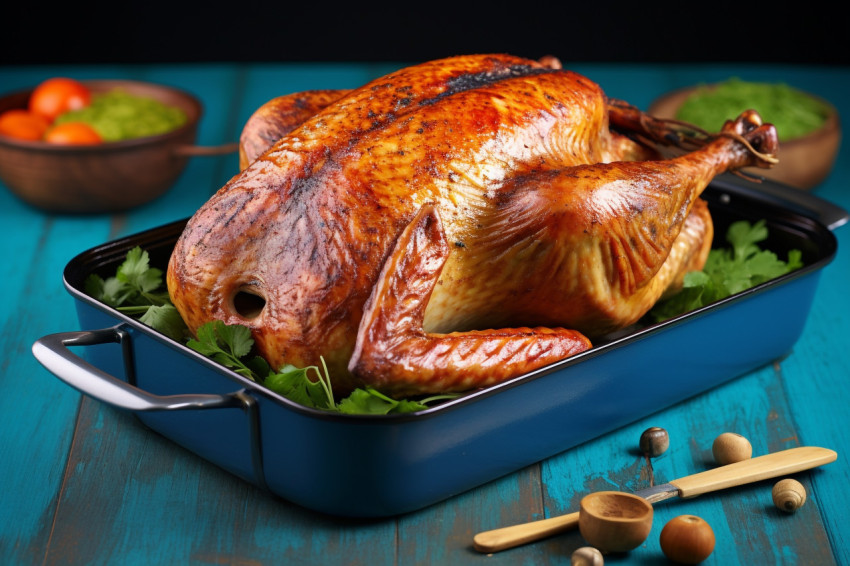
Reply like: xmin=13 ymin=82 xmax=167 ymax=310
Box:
xmin=85 ymin=246 xmax=455 ymax=414
xmin=649 ymin=219 xmax=803 ymax=321
xmin=96 ymin=223 xmax=797 ymax=414
xmin=138 ymin=304 xmax=191 ymax=343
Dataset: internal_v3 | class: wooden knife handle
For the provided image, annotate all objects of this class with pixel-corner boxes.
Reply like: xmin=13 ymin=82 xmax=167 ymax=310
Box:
xmin=672 ymin=446 xmax=837 ymax=498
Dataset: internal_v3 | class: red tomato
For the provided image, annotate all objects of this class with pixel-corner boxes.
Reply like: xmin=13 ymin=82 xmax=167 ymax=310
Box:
xmin=44 ymin=122 xmax=102 ymax=145
xmin=0 ymin=109 xmax=50 ymax=141
xmin=29 ymin=77 xmax=91 ymax=122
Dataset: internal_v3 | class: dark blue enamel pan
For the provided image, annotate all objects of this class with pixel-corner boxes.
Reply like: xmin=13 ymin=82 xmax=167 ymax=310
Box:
xmin=33 ymin=174 xmax=847 ymax=517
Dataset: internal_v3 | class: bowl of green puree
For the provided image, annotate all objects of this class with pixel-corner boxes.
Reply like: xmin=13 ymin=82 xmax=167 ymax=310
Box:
xmin=649 ymin=78 xmax=841 ymax=190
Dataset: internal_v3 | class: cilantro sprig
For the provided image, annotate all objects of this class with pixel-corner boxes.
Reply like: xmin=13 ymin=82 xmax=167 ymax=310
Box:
xmin=649 ymin=219 xmax=803 ymax=322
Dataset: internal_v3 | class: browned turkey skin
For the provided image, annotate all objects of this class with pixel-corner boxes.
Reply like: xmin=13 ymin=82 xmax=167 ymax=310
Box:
xmin=167 ymin=54 xmax=778 ymax=396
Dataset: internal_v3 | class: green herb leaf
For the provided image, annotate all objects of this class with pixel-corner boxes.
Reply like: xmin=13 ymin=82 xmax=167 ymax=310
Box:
xmin=264 ymin=364 xmax=335 ymax=410
xmin=85 ymin=246 xmax=171 ymax=308
xmin=187 ymin=320 xmax=259 ymax=379
xmin=137 ymin=304 xmax=189 ymax=342
xmin=727 ymin=218 xmax=768 ymax=260
xmin=245 ymin=355 xmax=271 ymax=379
xmin=117 ymin=246 xmax=162 ymax=294
xmin=649 ymin=271 xmax=719 ymax=321
xmin=337 ymin=387 xmax=419 ymax=414
xmin=336 ymin=387 xmax=461 ymax=415
xmin=212 ymin=321 xmax=254 ymax=360
xmin=85 ymin=246 xmax=189 ymax=340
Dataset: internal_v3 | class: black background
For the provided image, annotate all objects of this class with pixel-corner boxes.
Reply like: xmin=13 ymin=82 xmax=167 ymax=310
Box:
xmin=2 ymin=3 xmax=846 ymax=66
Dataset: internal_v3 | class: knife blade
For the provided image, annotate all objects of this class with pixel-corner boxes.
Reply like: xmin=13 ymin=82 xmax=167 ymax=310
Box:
xmin=473 ymin=446 xmax=837 ymax=554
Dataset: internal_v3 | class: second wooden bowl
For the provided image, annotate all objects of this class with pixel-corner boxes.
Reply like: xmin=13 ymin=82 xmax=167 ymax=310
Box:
xmin=649 ymin=85 xmax=841 ymax=190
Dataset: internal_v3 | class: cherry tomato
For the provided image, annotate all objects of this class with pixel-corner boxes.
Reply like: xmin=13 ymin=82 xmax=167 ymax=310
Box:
xmin=0 ymin=109 xmax=50 ymax=141
xmin=29 ymin=77 xmax=91 ymax=122
xmin=44 ymin=122 xmax=102 ymax=145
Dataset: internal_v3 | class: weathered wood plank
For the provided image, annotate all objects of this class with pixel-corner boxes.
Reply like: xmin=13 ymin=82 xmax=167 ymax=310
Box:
xmin=397 ymin=465 xmax=549 ymax=565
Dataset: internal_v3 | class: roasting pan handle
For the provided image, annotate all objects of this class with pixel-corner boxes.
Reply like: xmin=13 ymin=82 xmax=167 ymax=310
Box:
xmin=32 ymin=327 xmax=244 ymax=412
xmin=713 ymin=173 xmax=849 ymax=231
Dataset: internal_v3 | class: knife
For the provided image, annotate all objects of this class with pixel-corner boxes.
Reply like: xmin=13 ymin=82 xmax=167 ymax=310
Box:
xmin=473 ymin=446 xmax=837 ymax=554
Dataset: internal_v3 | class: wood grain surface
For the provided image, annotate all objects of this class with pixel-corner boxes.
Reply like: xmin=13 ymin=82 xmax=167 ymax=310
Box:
xmin=1 ymin=62 xmax=847 ymax=566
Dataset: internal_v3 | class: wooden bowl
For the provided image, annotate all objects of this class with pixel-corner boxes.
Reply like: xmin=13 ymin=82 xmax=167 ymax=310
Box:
xmin=649 ymin=85 xmax=841 ymax=190
xmin=0 ymin=80 xmax=204 ymax=213
xmin=578 ymin=491 xmax=653 ymax=553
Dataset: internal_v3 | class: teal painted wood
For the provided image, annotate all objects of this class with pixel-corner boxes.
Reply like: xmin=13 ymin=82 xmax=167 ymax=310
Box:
xmin=779 ymin=224 xmax=850 ymax=566
xmin=396 ymin=466 xmax=552 ymax=565
xmin=0 ymin=193 xmax=116 ymax=564
xmin=538 ymin=363 xmax=836 ymax=565
xmin=2 ymin=62 xmax=849 ymax=565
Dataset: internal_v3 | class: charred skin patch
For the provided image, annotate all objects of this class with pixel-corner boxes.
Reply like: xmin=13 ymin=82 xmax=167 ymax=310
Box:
xmin=421 ymin=65 xmax=556 ymax=108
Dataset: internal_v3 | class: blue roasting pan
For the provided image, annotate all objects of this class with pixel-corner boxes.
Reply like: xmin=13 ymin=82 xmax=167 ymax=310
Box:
xmin=33 ymin=175 xmax=847 ymax=518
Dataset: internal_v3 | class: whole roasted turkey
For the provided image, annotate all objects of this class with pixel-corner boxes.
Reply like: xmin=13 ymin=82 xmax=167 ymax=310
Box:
xmin=167 ymin=54 xmax=778 ymax=396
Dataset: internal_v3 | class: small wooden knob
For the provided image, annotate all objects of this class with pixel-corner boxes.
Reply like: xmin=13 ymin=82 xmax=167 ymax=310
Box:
xmin=640 ymin=427 xmax=669 ymax=457
xmin=772 ymin=478 xmax=806 ymax=512
xmin=571 ymin=546 xmax=604 ymax=565
xmin=712 ymin=432 xmax=752 ymax=465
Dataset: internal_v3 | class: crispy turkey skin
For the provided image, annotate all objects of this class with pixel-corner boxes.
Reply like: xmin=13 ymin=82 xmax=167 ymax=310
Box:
xmin=167 ymin=54 xmax=778 ymax=396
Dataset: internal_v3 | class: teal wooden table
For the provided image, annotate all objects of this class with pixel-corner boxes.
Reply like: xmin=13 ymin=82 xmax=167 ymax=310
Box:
xmin=1 ymin=61 xmax=848 ymax=565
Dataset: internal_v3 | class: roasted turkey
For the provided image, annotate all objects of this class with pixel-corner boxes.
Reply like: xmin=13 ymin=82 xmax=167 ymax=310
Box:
xmin=167 ymin=54 xmax=778 ymax=396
